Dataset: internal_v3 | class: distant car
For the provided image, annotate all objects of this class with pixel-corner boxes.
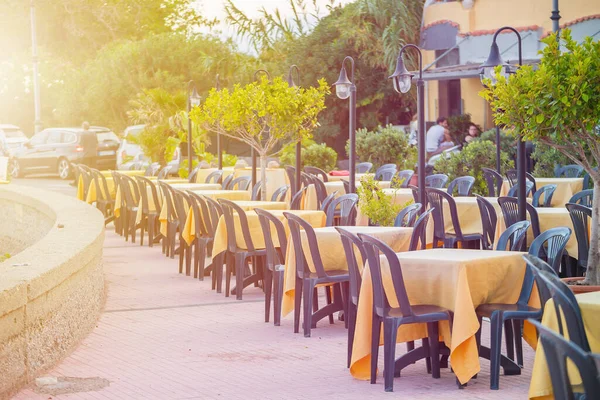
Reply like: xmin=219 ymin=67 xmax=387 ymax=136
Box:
xmin=0 ymin=124 xmax=28 ymax=155
xmin=9 ymin=126 xmax=120 ymax=179
xmin=117 ymin=124 xmax=148 ymax=170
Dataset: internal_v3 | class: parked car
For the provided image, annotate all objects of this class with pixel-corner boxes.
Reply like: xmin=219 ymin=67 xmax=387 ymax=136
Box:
xmin=0 ymin=124 xmax=28 ymax=155
xmin=117 ymin=124 xmax=148 ymax=170
xmin=9 ymin=126 xmax=120 ymax=179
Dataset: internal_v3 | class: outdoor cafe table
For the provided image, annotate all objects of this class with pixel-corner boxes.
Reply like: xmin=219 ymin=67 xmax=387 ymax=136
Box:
xmin=233 ymin=167 xmax=289 ymax=199
xmin=193 ymin=167 xmax=235 ymax=183
xmin=325 ymin=173 xmax=374 ymax=182
xmin=304 ymin=180 xmax=392 ymax=210
xmin=528 ymin=291 xmax=600 ymax=399
xmin=349 ymin=249 xmax=537 ymax=385
xmin=281 ymin=226 xmax=414 ymax=317
xmin=500 ymin=177 xmax=584 ymax=208
xmin=182 ymin=200 xmax=288 ymax=246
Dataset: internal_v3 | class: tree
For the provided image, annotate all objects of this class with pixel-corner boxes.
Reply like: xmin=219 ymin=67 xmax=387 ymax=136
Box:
xmin=482 ymin=30 xmax=600 ymax=285
xmin=192 ymin=76 xmax=329 ymax=199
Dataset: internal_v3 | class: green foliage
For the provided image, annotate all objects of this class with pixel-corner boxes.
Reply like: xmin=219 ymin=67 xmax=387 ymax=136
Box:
xmin=531 ymin=142 xmax=572 ymax=178
xmin=178 ymin=159 xmax=199 ymax=179
xmin=279 ymin=138 xmax=317 ymax=168
xmin=356 ymin=175 xmax=411 ymax=226
xmin=303 ymin=143 xmax=338 ymax=172
xmin=477 ymin=128 xmax=516 ymax=160
xmin=350 ymin=125 xmax=417 ymax=170
xmin=178 ymin=152 xmax=238 ymax=178
xmin=434 ymin=140 xmax=513 ymax=196
xmin=0 ymin=253 xmax=10 ymax=263
xmin=447 ymin=114 xmax=476 ymax=145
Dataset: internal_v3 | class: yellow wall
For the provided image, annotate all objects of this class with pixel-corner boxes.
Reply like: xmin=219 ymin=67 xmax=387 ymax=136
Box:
xmin=461 ymin=78 xmax=490 ymax=129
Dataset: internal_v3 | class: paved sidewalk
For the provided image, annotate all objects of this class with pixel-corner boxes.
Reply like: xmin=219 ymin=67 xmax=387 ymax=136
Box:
xmin=15 ymin=227 xmax=534 ymax=399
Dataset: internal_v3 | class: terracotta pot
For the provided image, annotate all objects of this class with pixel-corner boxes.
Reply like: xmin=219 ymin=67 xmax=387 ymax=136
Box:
xmin=561 ymin=277 xmax=600 ymax=294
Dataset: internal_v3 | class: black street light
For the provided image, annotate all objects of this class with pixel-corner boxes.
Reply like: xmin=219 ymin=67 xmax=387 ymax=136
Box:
xmin=215 ymin=74 xmax=223 ymax=169
xmin=253 ymin=69 xmax=272 ymax=187
xmin=333 ymin=56 xmax=356 ymax=194
xmin=480 ymin=26 xmax=526 ymax=224
xmin=389 ymin=45 xmax=426 ymax=210
xmin=287 ymin=64 xmax=302 ymax=196
xmin=187 ymin=80 xmax=201 ymax=177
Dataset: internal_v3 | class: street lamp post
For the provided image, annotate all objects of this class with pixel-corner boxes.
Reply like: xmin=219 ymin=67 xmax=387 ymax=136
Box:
xmin=30 ymin=0 xmax=42 ymax=134
xmin=253 ymin=69 xmax=272 ymax=187
xmin=187 ymin=81 xmax=201 ymax=177
xmin=551 ymin=0 xmax=561 ymax=37
xmin=389 ymin=45 xmax=426 ymax=210
xmin=333 ymin=56 xmax=357 ymax=194
xmin=287 ymin=65 xmax=302 ymax=196
xmin=216 ymin=74 xmax=223 ymax=169
xmin=480 ymin=27 xmax=526 ymax=223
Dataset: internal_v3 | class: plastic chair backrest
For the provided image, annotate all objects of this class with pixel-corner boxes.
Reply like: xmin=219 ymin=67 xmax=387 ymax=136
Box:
xmin=569 ymin=189 xmax=593 ymax=207
xmin=205 ymin=170 xmax=224 ymax=184
xmin=528 ymin=227 xmax=572 ymax=273
xmin=203 ymin=196 xmax=223 ymax=236
xmin=529 ymin=319 xmax=600 ymax=400
xmin=505 ymin=169 xmax=518 ymax=187
xmin=320 ymin=191 xmax=339 ymax=212
xmin=251 ymin=181 xmax=262 ymax=201
xmin=426 ymin=188 xmax=465 ymax=240
xmin=394 ymin=203 xmax=422 ymax=227
xmin=284 ymin=212 xmax=328 ymax=278
xmin=256 ymin=209 xmax=288 ymax=271
xmin=186 ymin=192 xmax=210 ymax=237
xmin=408 ymin=184 xmax=420 ymax=203
xmin=496 ymin=220 xmax=530 ymax=251
xmin=358 ymin=233 xmax=412 ymax=318
xmin=583 ymin=167 xmax=597 ymax=190
xmin=157 ymin=166 xmax=170 ymax=179
xmin=394 ymin=170 xmax=414 ymax=188
xmin=92 ymin=169 xmax=111 ymax=203
xmin=120 ymin=175 xmax=140 ymax=207
xmin=290 ymin=186 xmax=308 ymax=210
xmin=158 ymin=181 xmax=176 ymax=223
xmin=188 ymin=165 xmax=200 ymax=182
xmin=172 ymin=189 xmax=190 ymax=226
xmin=304 ymin=166 xmax=328 ymax=182
xmin=218 ymin=198 xmax=256 ymax=253
xmin=507 ymin=180 xmax=534 ymax=197
xmin=425 ymin=174 xmax=448 ymax=188
xmin=271 ymin=185 xmax=289 ymax=202
xmin=375 ymin=167 xmax=396 ymax=181
xmin=228 ymin=176 xmax=251 ymax=191
xmin=336 ymin=227 xmax=366 ymax=305
xmin=135 ymin=175 xmax=160 ymax=214
xmin=220 ymin=174 xmax=233 ymax=189
xmin=482 ymin=167 xmax=503 ymax=197
xmin=284 ymin=166 xmax=296 ymax=190
xmin=475 ymin=195 xmax=497 ymax=250
xmin=356 ymin=162 xmax=373 ymax=173
xmin=556 ymin=164 xmax=584 ymax=178
xmin=565 ymin=203 xmax=591 ymax=269
xmin=325 ymin=193 xmax=358 ymax=226
xmin=523 ymin=255 xmax=558 ymax=320
xmin=498 ymin=196 xmax=541 ymax=238
xmin=447 ymin=176 xmax=475 ymax=197
xmin=532 ymin=184 xmax=557 ymax=207
xmin=409 ymin=208 xmax=433 ymax=251
xmin=342 ymin=180 xmax=350 ymax=194
xmin=311 ymin=176 xmax=328 ymax=208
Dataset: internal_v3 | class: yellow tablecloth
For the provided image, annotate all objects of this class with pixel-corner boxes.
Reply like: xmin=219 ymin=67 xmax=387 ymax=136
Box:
xmin=355 ymin=188 xmax=415 ymax=226
xmin=134 ymin=187 xmax=164 ymax=225
xmin=167 ymin=183 xmax=221 ymax=191
xmin=325 ymin=173 xmax=374 ymax=182
xmin=529 ymin=291 xmax=600 ymax=399
xmin=282 ymin=226 xmax=414 ymax=317
xmin=193 ymin=167 xmax=235 ymax=183
xmin=350 ymin=249 xmax=534 ymax=385
xmin=495 ymin=207 xmax=577 ymax=258
xmin=211 ymin=209 xmax=326 ymax=258
xmin=500 ymin=177 xmax=583 ymax=207
xmin=234 ymin=167 xmax=289 ymax=199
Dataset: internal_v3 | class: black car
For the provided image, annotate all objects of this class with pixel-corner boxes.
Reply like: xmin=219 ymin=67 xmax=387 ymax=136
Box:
xmin=9 ymin=127 xmax=120 ymax=179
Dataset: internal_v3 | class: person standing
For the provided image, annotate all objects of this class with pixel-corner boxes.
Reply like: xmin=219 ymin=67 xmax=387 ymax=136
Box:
xmin=425 ymin=117 xmax=448 ymax=156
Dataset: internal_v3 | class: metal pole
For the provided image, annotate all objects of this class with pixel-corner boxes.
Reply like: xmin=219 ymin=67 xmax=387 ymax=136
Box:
xmin=30 ymin=0 xmax=42 ymax=134
xmin=515 ymin=36 xmax=526 ymax=224
xmin=216 ymin=75 xmax=223 ymax=169
xmin=349 ymin=85 xmax=357 ymax=194
xmin=551 ymin=0 xmax=560 ymax=37
xmin=495 ymin=124 xmax=501 ymax=172
xmin=417 ymin=78 xmax=426 ymax=209
xmin=187 ymin=85 xmax=193 ymax=177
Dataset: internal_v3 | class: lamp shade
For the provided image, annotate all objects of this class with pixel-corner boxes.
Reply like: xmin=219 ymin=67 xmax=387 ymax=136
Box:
xmin=389 ymin=55 xmax=413 ymax=94
xmin=333 ymin=66 xmax=352 ymax=99
xmin=479 ymin=41 xmax=503 ymax=85
xmin=190 ymin=87 xmax=201 ymax=107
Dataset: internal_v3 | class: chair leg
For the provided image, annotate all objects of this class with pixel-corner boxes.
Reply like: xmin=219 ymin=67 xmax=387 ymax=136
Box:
xmin=303 ymin=280 xmax=315 ymax=337
xmin=504 ymin=319 xmax=515 ymax=361
xmin=273 ymin=270 xmax=283 ymax=327
xmin=235 ymin=253 xmax=246 ymax=300
xmin=185 ymin=240 xmax=192 ymax=276
xmin=347 ymin=302 xmax=356 ymax=368
xmin=489 ymin=312 xmax=503 ymax=390
xmin=214 ymin=253 xmax=224 ymax=293
xmin=139 ymin=218 xmax=145 ymax=246
xmin=148 ymin=217 xmax=155 ymax=248
xmin=370 ymin=315 xmax=381 ymax=384
xmin=324 ymin=286 xmax=334 ymax=324
xmin=383 ymin=319 xmax=399 ymax=392
xmin=225 ymin=254 xmax=233 ymax=297
xmin=513 ymin=319 xmax=524 ymax=367
xmin=427 ymin=322 xmax=441 ymax=379
xmin=341 ymin=281 xmax=349 ymax=329
xmin=178 ymin=240 xmax=184 ymax=274
xmin=294 ymin=277 xmax=303 ymax=334
xmin=263 ymin=268 xmax=273 ymax=323
xmin=423 ymin=338 xmax=431 ymax=374
xmin=406 ymin=341 xmax=415 ymax=351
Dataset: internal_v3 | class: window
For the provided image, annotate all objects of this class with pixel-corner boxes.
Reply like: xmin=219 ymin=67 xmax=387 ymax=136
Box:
xmin=63 ymin=133 xmax=77 ymax=144
xmin=47 ymin=131 xmax=62 ymax=144
xmin=435 ymin=48 xmax=460 ymax=68
xmin=28 ymin=131 xmax=49 ymax=146
xmin=96 ymin=131 xmax=120 ymax=143
xmin=1 ymin=128 xmax=26 ymax=139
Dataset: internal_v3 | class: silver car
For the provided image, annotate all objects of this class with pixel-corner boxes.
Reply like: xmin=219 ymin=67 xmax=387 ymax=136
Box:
xmin=0 ymin=124 xmax=28 ymax=156
xmin=117 ymin=124 xmax=148 ymax=170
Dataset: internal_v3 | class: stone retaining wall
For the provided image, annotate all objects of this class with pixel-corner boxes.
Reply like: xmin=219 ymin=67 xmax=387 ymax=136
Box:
xmin=0 ymin=185 xmax=105 ymax=399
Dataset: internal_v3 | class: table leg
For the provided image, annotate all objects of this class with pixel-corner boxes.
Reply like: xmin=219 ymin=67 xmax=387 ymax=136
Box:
xmin=393 ymin=344 xmax=450 ymax=377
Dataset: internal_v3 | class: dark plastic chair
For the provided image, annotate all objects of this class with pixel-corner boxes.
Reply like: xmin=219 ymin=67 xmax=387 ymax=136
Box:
xmin=528 ymin=227 xmax=572 ymax=275
xmin=256 ymin=208 xmax=288 ymax=326
xmin=251 ymin=181 xmax=263 ymax=200
xmin=218 ymin=199 xmax=267 ymax=300
xmin=309 ymin=174 xmax=329 ymax=209
xmin=111 ymin=171 xmax=124 ymax=235
xmin=119 ymin=175 xmax=141 ymax=243
xmin=475 ymin=195 xmax=497 ymax=250
xmin=394 ymin=170 xmax=414 ymax=188
xmin=284 ymin=165 xmax=297 ymax=191
xmin=506 ymin=169 xmax=537 ymax=193
xmin=290 ymin=186 xmax=308 ymax=210
xmin=320 ymin=191 xmax=339 ymax=213
xmin=426 ymin=188 xmax=482 ymax=248
xmin=134 ymin=175 xmax=161 ymax=247
xmin=284 ymin=212 xmax=349 ymax=337
xmin=157 ymin=166 xmax=171 ymax=179
xmin=425 ymin=174 xmax=448 ymax=189
xmin=447 ymin=176 xmax=475 ymax=197
xmin=498 ymin=196 xmax=542 ymax=240
xmin=528 ymin=319 xmax=600 ymax=400
xmin=342 ymin=180 xmax=350 ymax=194
xmin=507 ymin=180 xmax=534 ymax=197
xmin=475 ymin=259 xmax=542 ymax=390
xmin=408 ymin=184 xmax=420 ymax=204
xmin=357 ymin=233 xmax=451 ymax=391
xmin=91 ymin=169 xmax=115 ymax=224
xmin=228 ymin=176 xmax=251 ymax=191
xmin=158 ymin=181 xmax=179 ymax=258
xmin=325 ymin=193 xmax=358 ymax=226
xmin=221 ymin=173 xmax=233 ymax=190
xmin=205 ymin=170 xmax=224 ymax=184
xmin=375 ymin=166 xmax=397 ymax=182
xmin=496 ymin=221 xmax=530 ymax=251
xmin=271 ymin=185 xmax=289 ymax=202
xmin=524 ymin=255 xmax=559 ymax=342
xmin=532 ymin=184 xmax=557 ymax=207
xmin=569 ymin=189 xmax=593 ymax=207
xmin=583 ymin=167 xmax=598 ymax=190
xmin=356 ymin=162 xmax=373 ymax=173
xmin=556 ymin=164 xmax=584 ymax=178
xmin=79 ymin=167 xmax=93 ymax=200
xmin=145 ymin=163 xmax=160 ymax=177
xmin=203 ymin=197 xmax=225 ymax=291
xmin=172 ymin=190 xmax=193 ymax=275
xmin=482 ymin=168 xmax=503 ymax=197
xmin=186 ymin=192 xmax=218 ymax=280
xmin=304 ymin=166 xmax=328 ymax=182
xmin=566 ymin=203 xmax=591 ymax=274
xmin=394 ymin=203 xmax=422 ymax=227
xmin=408 ymin=208 xmax=433 ymax=251
xmin=188 ymin=165 xmax=201 ymax=182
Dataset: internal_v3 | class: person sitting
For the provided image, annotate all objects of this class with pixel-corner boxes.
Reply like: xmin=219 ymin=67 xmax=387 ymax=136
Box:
xmin=408 ymin=113 xmax=418 ymax=146
xmin=464 ymin=123 xmax=480 ymax=144
xmin=425 ymin=116 xmax=448 ymax=157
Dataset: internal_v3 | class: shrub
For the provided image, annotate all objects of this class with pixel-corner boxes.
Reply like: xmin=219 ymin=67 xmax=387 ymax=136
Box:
xmin=531 ymin=142 xmax=571 ymax=177
xmin=447 ymin=114 xmax=478 ymax=144
xmin=303 ymin=143 xmax=337 ymax=172
xmin=477 ymin=128 xmax=517 ymax=160
xmin=349 ymin=125 xmax=417 ymax=170
xmin=356 ymin=175 xmax=411 ymax=226
xmin=279 ymin=138 xmax=317 ymax=169
xmin=434 ymin=140 xmax=513 ymax=195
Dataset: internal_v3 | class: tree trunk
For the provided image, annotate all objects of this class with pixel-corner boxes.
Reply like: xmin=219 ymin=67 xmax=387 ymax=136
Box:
xmin=583 ymin=182 xmax=600 ymax=285
xmin=260 ymin=154 xmax=268 ymax=201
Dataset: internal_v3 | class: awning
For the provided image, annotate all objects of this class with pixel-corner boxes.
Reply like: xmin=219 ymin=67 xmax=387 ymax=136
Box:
xmin=420 ymin=59 xmax=540 ymax=82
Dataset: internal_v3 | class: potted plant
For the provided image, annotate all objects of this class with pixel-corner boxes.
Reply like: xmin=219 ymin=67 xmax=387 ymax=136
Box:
xmin=482 ymin=30 xmax=600 ymax=291
xmin=192 ymin=77 xmax=329 ymax=200
xmin=356 ymin=175 xmax=411 ymax=226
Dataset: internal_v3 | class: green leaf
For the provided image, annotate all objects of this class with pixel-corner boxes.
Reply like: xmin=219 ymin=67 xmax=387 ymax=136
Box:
xmin=536 ymin=114 xmax=545 ymax=123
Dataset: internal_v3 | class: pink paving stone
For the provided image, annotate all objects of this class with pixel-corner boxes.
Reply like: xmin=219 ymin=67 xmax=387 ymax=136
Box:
xmin=15 ymin=227 xmax=535 ymax=400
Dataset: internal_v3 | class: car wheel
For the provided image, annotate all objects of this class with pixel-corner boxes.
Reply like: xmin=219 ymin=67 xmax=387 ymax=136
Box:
xmin=9 ymin=159 xmax=21 ymax=178
xmin=57 ymin=158 xmax=71 ymax=180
